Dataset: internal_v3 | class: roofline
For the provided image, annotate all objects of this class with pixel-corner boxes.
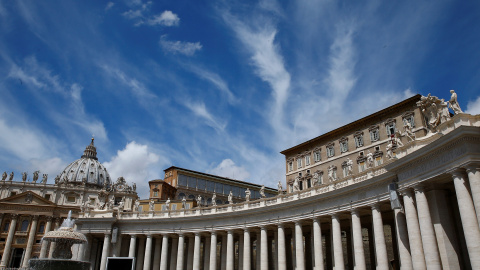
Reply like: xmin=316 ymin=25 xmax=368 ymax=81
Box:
xmin=280 ymin=94 xmax=422 ymax=155
xmin=163 ymin=166 xmax=277 ymax=192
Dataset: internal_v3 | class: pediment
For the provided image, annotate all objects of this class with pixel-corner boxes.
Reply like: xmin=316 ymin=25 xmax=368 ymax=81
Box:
xmin=0 ymin=191 xmax=55 ymax=206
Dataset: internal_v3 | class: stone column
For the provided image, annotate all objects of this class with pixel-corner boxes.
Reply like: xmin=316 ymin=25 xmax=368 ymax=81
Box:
xmin=371 ymin=204 xmax=389 ymax=269
xmin=113 ymin=234 xmax=123 ymax=257
xmin=48 ymin=218 xmax=61 ymax=259
xmin=176 ymin=234 xmax=185 ymax=270
xmin=209 ymin=231 xmax=218 ymax=270
xmin=452 ymin=170 xmax=480 ymax=269
xmin=465 ymin=164 xmax=480 ymax=226
xmin=136 ymin=237 xmax=146 ymax=270
xmin=187 ymin=236 xmax=194 ymax=270
xmin=394 ymin=208 xmax=413 ymax=270
xmin=414 ymin=186 xmax=442 ymax=269
xmin=39 ymin=216 xmax=53 ymax=258
xmin=83 ymin=235 xmax=93 ymax=262
xmin=0 ymin=214 xmax=18 ymax=267
xmin=277 ymin=224 xmax=286 ymax=270
xmin=312 ymin=218 xmax=324 ymax=270
xmin=170 ymin=237 xmax=178 ymax=270
xmin=294 ymin=221 xmax=305 ymax=270
xmin=143 ymin=235 xmax=153 ymax=270
xmin=194 ymin=233 xmax=202 ymax=270
xmin=226 ymin=230 xmax=234 ymax=270
xmin=22 ymin=215 xmax=39 ymax=267
xmin=351 ymin=210 xmax=366 ymax=270
xmin=99 ymin=233 xmax=111 ymax=270
xmin=204 ymin=235 xmax=211 ymax=270
xmin=243 ymin=229 xmax=251 ymax=270
xmin=160 ymin=234 xmax=169 ymax=270
xmin=128 ymin=235 xmax=137 ymax=257
xmin=153 ymin=236 xmax=162 ymax=270
xmin=331 ymin=214 xmax=344 ymax=270
xmin=403 ymin=189 xmax=426 ymax=270
xmin=260 ymin=226 xmax=268 ymax=270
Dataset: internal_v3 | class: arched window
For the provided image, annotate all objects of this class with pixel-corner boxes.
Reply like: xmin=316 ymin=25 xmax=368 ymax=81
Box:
xmin=21 ymin=220 xmax=29 ymax=231
xmin=188 ymin=194 xmax=195 ymax=200
xmin=178 ymin=193 xmax=186 ymax=200
xmin=38 ymin=222 xmax=45 ymax=233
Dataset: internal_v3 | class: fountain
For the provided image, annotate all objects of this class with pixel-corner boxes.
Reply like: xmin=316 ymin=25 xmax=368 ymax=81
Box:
xmin=29 ymin=211 xmax=90 ymax=270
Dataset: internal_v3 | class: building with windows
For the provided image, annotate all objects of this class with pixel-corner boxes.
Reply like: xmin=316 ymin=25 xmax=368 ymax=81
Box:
xmin=0 ymin=139 xmax=138 ymax=269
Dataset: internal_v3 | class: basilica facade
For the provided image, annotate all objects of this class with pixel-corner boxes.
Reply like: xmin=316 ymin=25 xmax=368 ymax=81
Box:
xmin=75 ymin=92 xmax=480 ymax=270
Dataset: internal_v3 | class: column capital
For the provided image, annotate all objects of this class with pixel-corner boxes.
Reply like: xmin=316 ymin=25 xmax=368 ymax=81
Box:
xmin=413 ymin=184 xmax=425 ymax=193
xmin=371 ymin=203 xmax=382 ymax=211
xmin=294 ymin=220 xmax=303 ymax=225
xmin=464 ymin=163 xmax=480 ymax=173
xmin=210 ymin=231 xmax=217 ymax=236
xmin=146 ymin=234 xmax=152 ymax=238
xmin=195 ymin=232 xmax=201 ymax=236
xmin=401 ymin=188 xmax=414 ymax=197
xmin=243 ymin=227 xmax=250 ymax=232
xmin=351 ymin=208 xmax=360 ymax=216
xmin=312 ymin=216 xmax=321 ymax=223
xmin=448 ymin=168 xmax=466 ymax=179
xmin=277 ymin=223 xmax=284 ymax=229
xmin=46 ymin=216 xmax=53 ymax=222
xmin=32 ymin=215 xmax=39 ymax=221
xmin=331 ymin=213 xmax=340 ymax=219
xmin=130 ymin=234 xmax=137 ymax=239
xmin=10 ymin=214 xmax=19 ymax=220
xmin=104 ymin=231 xmax=112 ymax=236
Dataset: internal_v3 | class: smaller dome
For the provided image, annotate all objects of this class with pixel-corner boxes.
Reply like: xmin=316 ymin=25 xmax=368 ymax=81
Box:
xmin=57 ymin=138 xmax=111 ymax=188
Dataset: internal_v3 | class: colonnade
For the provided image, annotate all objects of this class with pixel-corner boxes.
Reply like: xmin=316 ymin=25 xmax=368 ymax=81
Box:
xmin=84 ymin=165 xmax=480 ymax=270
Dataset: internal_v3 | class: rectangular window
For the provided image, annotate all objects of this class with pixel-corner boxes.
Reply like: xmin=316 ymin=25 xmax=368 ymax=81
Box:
xmin=187 ymin=177 xmax=197 ymax=189
xmin=305 ymin=155 xmax=310 ymax=166
xmin=327 ymin=146 xmax=335 ymax=157
xmin=370 ymin=129 xmax=379 ymax=142
xmin=297 ymin=158 xmax=302 ymax=169
xmin=44 ymin=194 xmax=51 ymax=201
xmin=288 ymin=162 xmax=293 ymax=171
xmin=178 ymin=175 xmax=188 ymax=187
xmin=386 ymin=123 xmax=396 ymax=136
xmin=67 ymin=196 xmax=76 ymax=203
xmin=10 ymin=192 xmax=16 ymax=196
xmin=197 ymin=179 xmax=206 ymax=191
xmin=171 ymin=204 xmax=177 ymax=210
xmin=314 ymin=151 xmax=321 ymax=162
xmin=215 ymin=183 xmax=224 ymax=194
xmin=340 ymin=141 xmax=348 ymax=153
xmin=154 ymin=191 xmax=158 ymax=197
xmin=403 ymin=116 xmax=415 ymax=128
xmin=206 ymin=181 xmax=215 ymax=192
xmin=354 ymin=135 xmax=363 ymax=148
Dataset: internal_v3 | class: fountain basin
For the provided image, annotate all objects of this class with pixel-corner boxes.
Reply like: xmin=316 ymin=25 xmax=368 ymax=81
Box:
xmin=29 ymin=259 xmax=90 ymax=270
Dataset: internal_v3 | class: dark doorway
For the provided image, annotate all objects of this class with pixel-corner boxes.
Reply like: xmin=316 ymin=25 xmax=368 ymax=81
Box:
xmin=10 ymin=248 xmax=24 ymax=268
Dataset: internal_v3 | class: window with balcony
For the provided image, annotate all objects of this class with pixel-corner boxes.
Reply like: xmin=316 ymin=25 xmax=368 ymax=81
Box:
xmin=354 ymin=132 xmax=364 ymax=148
xmin=340 ymin=139 xmax=348 ymax=153
xmin=314 ymin=151 xmax=321 ymax=162
xmin=385 ymin=119 xmax=396 ymax=136
xmin=326 ymin=143 xmax=335 ymax=157
xmin=369 ymin=126 xmax=380 ymax=142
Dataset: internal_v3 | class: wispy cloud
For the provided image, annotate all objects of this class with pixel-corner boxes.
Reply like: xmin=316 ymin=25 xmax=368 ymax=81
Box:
xmin=148 ymin=10 xmax=179 ymax=26
xmin=208 ymin=159 xmax=250 ymax=180
xmin=159 ymin=36 xmax=202 ymax=56
xmin=105 ymin=2 xmax=115 ymax=11
xmin=184 ymin=101 xmax=226 ymax=132
xmin=466 ymin=96 xmax=480 ymax=115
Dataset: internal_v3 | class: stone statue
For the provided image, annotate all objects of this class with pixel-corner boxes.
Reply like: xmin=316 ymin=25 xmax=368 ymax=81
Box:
xmin=277 ymin=181 xmax=283 ymax=194
xmin=83 ymin=200 xmax=91 ymax=212
xmin=42 ymin=174 xmax=48 ymax=184
xmin=182 ymin=196 xmax=187 ymax=209
xmin=9 ymin=172 xmax=14 ymax=181
xmin=133 ymin=183 xmax=136 ymax=192
xmin=2 ymin=172 xmax=6 ymax=181
xmin=448 ymin=90 xmax=463 ymax=114
xmin=328 ymin=165 xmax=336 ymax=181
xmin=22 ymin=172 xmax=27 ymax=182
xmin=108 ymin=196 xmax=115 ymax=210
xmin=394 ymin=131 xmax=404 ymax=147
xmin=293 ymin=177 xmax=300 ymax=192
xmin=260 ymin=185 xmax=265 ymax=198
xmin=196 ymin=195 xmax=202 ymax=207
xmin=386 ymin=143 xmax=394 ymax=159
xmin=133 ymin=199 xmax=140 ymax=212
xmin=417 ymin=94 xmax=450 ymax=131
xmin=367 ymin=152 xmax=374 ymax=168
xmin=212 ymin=193 xmax=217 ymax=206
xmin=404 ymin=122 xmax=415 ymax=142
xmin=228 ymin=191 xmax=233 ymax=204
xmin=245 ymin=188 xmax=251 ymax=201
xmin=440 ymin=100 xmax=451 ymax=123
xmin=165 ymin=198 xmax=171 ymax=211
xmin=33 ymin=171 xmax=39 ymax=183
xmin=149 ymin=199 xmax=155 ymax=211
xmin=55 ymin=175 xmax=60 ymax=184
xmin=118 ymin=197 xmax=125 ymax=212
xmin=346 ymin=158 xmax=353 ymax=176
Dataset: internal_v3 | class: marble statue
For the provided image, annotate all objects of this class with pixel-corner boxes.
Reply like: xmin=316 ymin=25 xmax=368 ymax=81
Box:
xmin=42 ymin=174 xmax=48 ymax=184
xmin=212 ymin=193 xmax=217 ymax=206
xmin=404 ymin=122 xmax=416 ymax=142
xmin=33 ymin=171 xmax=39 ymax=183
xmin=346 ymin=158 xmax=353 ymax=176
xmin=133 ymin=199 xmax=140 ymax=212
xmin=260 ymin=185 xmax=265 ymax=198
xmin=9 ymin=172 xmax=13 ymax=181
xmin=417 ymin=93 xmax=450 ymax=131
xmin=118 ymin=197 xmax=125 ymax=211
xmin=55 ymin=175 xmax=60 ymax=184
xmin=448 ymin=90 xmax=463 ymax=114
xmin=133 ymin=183 xmax=136 ymax=192
xmin=165 ymin=198 xmax=171 ymax=210
xmin=108 ymin=196 xmax=115 ymax=210
xmin=22 ymin=172 xmax=27 ymax=182
xmin=293 ymin=177 xmax=300 ymax=192
xmin=182 ymin=197 xmax=187 ymax=209
xmin=440 ymin=100 xmax=451 ymax=123
xmin=245 ymin=188 xmax=251 ymax=202
xmin=149 ymin=199 xmax=155 ymax=211
xmin=367 ymin=152 xmax=374 ymax=168
xmin=394 ymin=131 xmax=404 ymax=147
xmin=2 ymin=172 xmax=6 ymax=181
xmin=277 ymin=181 xmax=283 ymax=194
xmin=83 ymin=200 xmax=91 ymax=212
xmin=228 ymin=191 xmax=233 ymax=204
xmin=386 ymin=143 xmax=394 ymax=159
xmin=196 ymin=195 xmax=202 ymax=207
xmin=328 ymin=165 xmax=336 ymax=181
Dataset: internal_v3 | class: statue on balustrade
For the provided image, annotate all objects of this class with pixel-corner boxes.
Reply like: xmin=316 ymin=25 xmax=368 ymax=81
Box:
xmin=133 ymin=199 xmax=140 ymax=212
xmin=404 ymin=122 xmax=415 ymax=142
xmin=367 ymin=152 xmax=374 ymax=168
xmin=277 ymin=181 xmax=283 ymax=194
xmin=196 ymin=195 xmax=202 ymax=207
xmin=165 ymin=198 xmax=171 ymax=210
xmin=228 ymin=191 xmax=233 ymax=204
xmin=2 ymin=172 xmax=6 ymax=181
xmin=22 ymin=172 xmax=27 ymax=182
xmin=33 ymin=171 xmax=39 ymax=183
xmin=448 ymin=90 xmax=463 ymax=114
xmin=149 ymin=199 xmax=155 ymax=211
xmin=260 ymin=185 xmax=265 ymax=198
xmin=417 ymin=93 xmax=452 ymax=131
xmin=245 ymin=188 xmax=251 ymax=201
xmin=293 ymin=177 xmax=300 ymax=192
xmin=212 ymin=193 xmax=217 ymax=206
xmin=9 ymin=172 xmax=14 ymax=181
xmin=182 ymin=197 xmax=187 ymax=209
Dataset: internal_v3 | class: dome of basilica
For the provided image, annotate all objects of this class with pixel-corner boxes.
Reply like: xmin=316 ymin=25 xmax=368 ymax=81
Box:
xmin=56 ymin=138 xmax=111 ymax=188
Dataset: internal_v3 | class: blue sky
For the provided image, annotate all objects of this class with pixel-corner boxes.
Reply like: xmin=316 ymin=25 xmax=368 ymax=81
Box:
xmin=1 ymin=0 xmax=479 ymax=198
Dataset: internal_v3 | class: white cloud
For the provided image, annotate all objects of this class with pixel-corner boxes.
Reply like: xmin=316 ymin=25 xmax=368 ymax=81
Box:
xmin=159 ymin=36 xmax=202 ymax=56
xmin=28 ymin=157 xmax=67 ymax=181
xmin=148 ymin=10 xmax=179 ymax=26
xmin=466 ymin=96 xmax=480 ymax=115
xmin=105 ymin=2 xmax=115 ymax=11
xmin=184 ymin=101 xmax=226 ymax=132
xmin=122 ymin=9 xmax=143 ymax=19
xmin=208 ymin=159 xmax=250 ymax=181
xmin=104 ymin=141 xmax=161 ymax=197
xmin=184 ymin=64 xmax=237 ymax=104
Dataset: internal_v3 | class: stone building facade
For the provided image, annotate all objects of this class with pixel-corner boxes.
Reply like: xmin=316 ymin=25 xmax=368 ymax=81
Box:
xmin=76 ymin=92 xmax=480 ymax=270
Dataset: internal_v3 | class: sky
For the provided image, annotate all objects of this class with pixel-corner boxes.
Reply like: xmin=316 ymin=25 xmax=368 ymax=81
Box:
xmin=0 ymin=0 xmax=479 ymax=198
